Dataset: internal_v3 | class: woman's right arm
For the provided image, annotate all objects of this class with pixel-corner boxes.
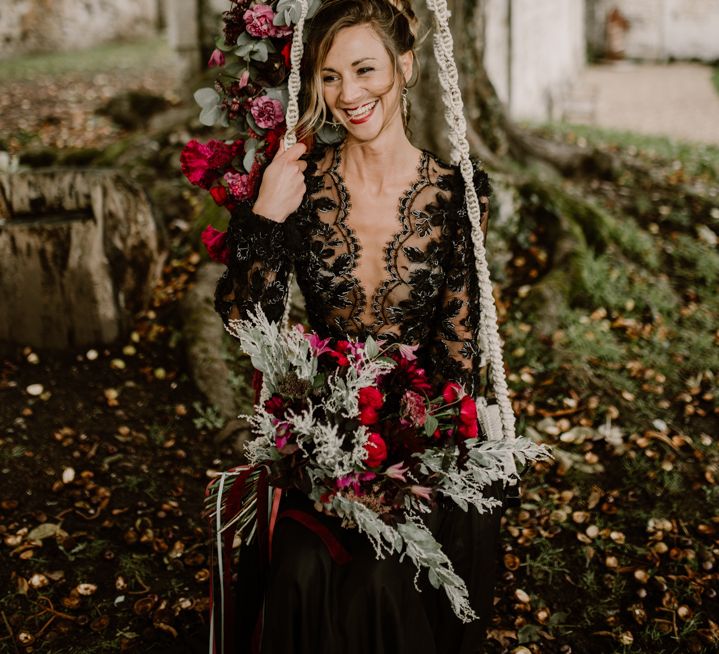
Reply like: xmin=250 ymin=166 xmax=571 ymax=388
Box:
xmin=213 ymin=142 xmax=307 ymax=336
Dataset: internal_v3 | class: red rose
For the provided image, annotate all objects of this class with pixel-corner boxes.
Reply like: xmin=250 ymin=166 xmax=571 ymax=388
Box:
xmin=325 ymin=340 xmax=352 ymax=367
xmin=200 ymin=225 xmax=230 ymax=265
xmin=358 ymin=386 xmax=383 ymax=425
xmin=363 ymin=433 xmax=388 ymax=468
xmin=263 ymin=129 xmax=285 ymax=159
xmin=442 ymin=381 xmax=464 ymax=404
xmin=209 ymin=185 xmax=229 ymax=206
xmin=280 ymin=41 xmax=292 ymax=68
xmin=264 ymin=394 xmax=285 ymax=417
xmin=457 ymin=395 xmax=479 ymax=439
xmin=180 ymin=139 xmax=243 ymax=189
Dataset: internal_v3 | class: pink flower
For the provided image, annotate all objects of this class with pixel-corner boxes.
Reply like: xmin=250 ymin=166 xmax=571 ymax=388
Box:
xmin=306 ymin=332 xmax=333 ymax=356
xmin=243 ymin=4 xmax=292 ymax=38
xmin=224 ymin=171 xmax=254 ymax=200
xmin=385 ymin=462 xmax=409 ymax=482
xmin=250 ymin=95 xmax=285 ymax=129
xmin=200 ymin=225 xmax=230 ymax=265
xmin=410 ymin=485 xmax=433 ymax=502
xmin=207 ymin=48 xmax=225 ymax=68
xmin=336 ymin=471 xmax=376 ymax=494
xmin=363 ymin=433 xmax=388 ymax=469
xmin=399 ymin=390 xmax=427 ymax=427
xmin=397 ymin=343 xmax=419 ymax=361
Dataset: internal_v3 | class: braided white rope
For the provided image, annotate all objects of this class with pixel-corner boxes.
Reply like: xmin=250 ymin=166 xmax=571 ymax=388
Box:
xmin=273 ymin=0 xmax=310 ymax=351
xmin=426 ymin=0 xmax=516 ymax=442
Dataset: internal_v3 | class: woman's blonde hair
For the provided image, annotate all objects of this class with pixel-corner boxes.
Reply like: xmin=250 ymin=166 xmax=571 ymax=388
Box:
xmin=294 ymin=0 xmax=422 ymax=143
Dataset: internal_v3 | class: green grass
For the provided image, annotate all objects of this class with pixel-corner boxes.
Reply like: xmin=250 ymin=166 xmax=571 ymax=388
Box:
xmin=0 ymin=36 xmax=174 ymax=81
xmin=712 ymin=62 xmax=719 ymax=97
xmin=525 ymin=119 xmax=719 ymax=182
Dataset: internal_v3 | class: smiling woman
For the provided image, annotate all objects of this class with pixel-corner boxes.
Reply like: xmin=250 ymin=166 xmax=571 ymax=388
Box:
xmin=207 ymin=1 xmax=526 ymax=653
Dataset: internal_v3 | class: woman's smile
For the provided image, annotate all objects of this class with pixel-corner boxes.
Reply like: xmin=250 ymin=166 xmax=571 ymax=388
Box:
xmin=344 ymin=100 xmax=378 ymax=123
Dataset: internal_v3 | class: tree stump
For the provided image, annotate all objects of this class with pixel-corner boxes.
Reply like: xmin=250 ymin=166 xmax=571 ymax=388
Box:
xmin=0 ymin=169 xmax=168 ymax=350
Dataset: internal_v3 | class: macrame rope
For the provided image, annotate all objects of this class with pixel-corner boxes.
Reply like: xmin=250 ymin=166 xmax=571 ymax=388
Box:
xmin=275 ymin=0 xmax=310 ymax=346
xmin=426 ymin=0 xmax=516 ymax=442
xmin=273 ymin=0 xmax=516 ymax=442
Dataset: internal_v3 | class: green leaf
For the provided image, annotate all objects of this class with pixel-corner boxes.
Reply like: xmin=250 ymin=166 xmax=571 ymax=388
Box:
xmin=424 ymin=414 xmax=439 ymax=437
xmin=215 ymin=36 xmax=235 ymax=52
xmin=193 ymin=87 xmax=220 ymax=108
xmin=246 ymin=112 xmax=266 ymax=136
xmin=364 ymin=336 xmax=379 ymax=359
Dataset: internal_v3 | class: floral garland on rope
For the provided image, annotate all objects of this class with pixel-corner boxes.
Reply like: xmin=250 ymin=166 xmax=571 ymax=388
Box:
xmin=180 ymin=0 xmax=327 ymax=265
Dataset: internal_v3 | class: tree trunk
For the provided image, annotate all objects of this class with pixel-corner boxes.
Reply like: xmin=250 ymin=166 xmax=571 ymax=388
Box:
xmin=0 ymin=170 xmax=168 ymax=351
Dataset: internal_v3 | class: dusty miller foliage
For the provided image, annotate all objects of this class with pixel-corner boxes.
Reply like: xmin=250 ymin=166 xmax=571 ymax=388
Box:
xmin=230 ymin=303 xmax=553 ymax=622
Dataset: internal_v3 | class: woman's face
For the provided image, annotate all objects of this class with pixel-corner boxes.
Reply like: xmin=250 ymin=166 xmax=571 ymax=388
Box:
xmin=321 ymin=23 xmax=412 ymax=141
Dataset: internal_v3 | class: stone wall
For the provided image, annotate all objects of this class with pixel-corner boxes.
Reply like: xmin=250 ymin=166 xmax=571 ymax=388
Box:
xmin=588 ymin=0 xmax=719 ymax=61
xmin=484 ymin=0 xmax=586 ymax=122
xmin=0 ymin=0 xmax=160 ymax=58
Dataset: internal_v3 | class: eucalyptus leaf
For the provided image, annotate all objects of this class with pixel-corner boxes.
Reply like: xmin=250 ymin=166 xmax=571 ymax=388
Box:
xmin=424 ymin=413 xmax=439 ymax=437
xmin=253 ymin=41 xmax=269 ymax=62
xmin=364 ymin=336 xmax=379 ymax=359
xmin=265 ymin=85 xmax=289 ymax=109
xmin=200 ymin=104 xmax=223 ymax=127
xmin=243 ymin=147 xmax=257 ymax=174
xmin=215 ymin=36 xmax=235 ymax=52
xmin=194 ymin=87 xmax=220 ymax=108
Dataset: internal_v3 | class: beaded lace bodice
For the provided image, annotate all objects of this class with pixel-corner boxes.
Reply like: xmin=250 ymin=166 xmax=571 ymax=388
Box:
xmin=214 ymin=140 xmax=494 ymax=398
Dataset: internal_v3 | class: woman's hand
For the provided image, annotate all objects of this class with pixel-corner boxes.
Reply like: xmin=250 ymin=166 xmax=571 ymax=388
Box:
xmin=253 ymin=141 xmax=308 ymax=223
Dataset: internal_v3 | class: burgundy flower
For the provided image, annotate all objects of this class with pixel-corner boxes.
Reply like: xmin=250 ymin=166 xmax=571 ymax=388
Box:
xmin=358 ymin=386 xmax=384 ymax=425
xmin=250 ymin=96 xmax=285 ymax=129
xmin=263 ymin=128 xmax=285 ymax=159
xmin=224 ymin=171 xmax=254 ymax=200
xmin=456 ymin=395 xmax=479 ymax=439
xmin=264 ymin=394 xmax=285 ymax=417
xmin=387 ymin=354 xmax=432 ymax=394
xmin=200 ymin=225 xmax=230 ymax=265
xmin=399 ymin=390 xmax=427 ymax=427
xmin=180 ymin=139 xmax=243 ymax=189
xmin=281 ymin=41 xmax=292 ymax=68
xmin=209 ymin=185 xmax=229 ymax=206
xmin=364 ymin=433 xmax=388 ymax=468
xmin=208 ymin=48 xmax=226 ymax=68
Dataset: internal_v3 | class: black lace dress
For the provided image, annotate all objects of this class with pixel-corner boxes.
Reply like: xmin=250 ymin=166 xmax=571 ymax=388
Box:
xmin=214 ymin=140 xmax=513 ymax=654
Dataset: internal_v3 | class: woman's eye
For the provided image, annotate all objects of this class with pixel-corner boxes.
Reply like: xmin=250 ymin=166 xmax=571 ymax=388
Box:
xmin=322 ymin=75 xmax=338 ymax=83
xmin=358 ymin=67 xmax=374 ymax=74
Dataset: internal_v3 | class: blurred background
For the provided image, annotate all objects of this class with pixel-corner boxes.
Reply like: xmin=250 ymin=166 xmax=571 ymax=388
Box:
xmin=1 ymin=1 xmax=717 ymax=652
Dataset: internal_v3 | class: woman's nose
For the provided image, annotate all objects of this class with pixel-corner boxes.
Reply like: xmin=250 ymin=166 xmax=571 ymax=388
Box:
xmin=339 ymin=77 xmax=365 ymax=106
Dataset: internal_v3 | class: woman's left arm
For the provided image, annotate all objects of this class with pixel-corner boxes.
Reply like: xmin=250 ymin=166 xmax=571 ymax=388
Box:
xmin=428 ymin=160 xmax=494 ymax=401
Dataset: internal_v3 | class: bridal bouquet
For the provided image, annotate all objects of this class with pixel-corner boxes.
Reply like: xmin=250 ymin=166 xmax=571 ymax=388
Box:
xmin=205 ymin=304 xmax=552 ymax=622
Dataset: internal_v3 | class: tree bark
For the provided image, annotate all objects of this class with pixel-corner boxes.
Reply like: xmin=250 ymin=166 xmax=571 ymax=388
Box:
xmin=0 ymin=170 xmax=168 ymax=350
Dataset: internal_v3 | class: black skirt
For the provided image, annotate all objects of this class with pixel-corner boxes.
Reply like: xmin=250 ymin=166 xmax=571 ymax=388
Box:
xmin=233 ymin=479 xmax=508 ymax=654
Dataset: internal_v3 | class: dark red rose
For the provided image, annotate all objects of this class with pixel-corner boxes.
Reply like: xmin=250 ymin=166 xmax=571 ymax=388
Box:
xmin=264 ymin=394 xmax=285 ymax=417
xmin=325 ymin=340 xmax=351 ymax=367
xmin=281 ymin=41 xmax=292 ymax=68
xmin=358 ymin=386 xmax=384 ymax=425
xmin=180 ymin=139 xmax=243 ymax=189
xmin=363 ymin=433 xmax=388 ymax=468
xmin=390 ymin=354 xmax=432 ymax=394
xmin=200 ymin=225 xmax=230 ymax=265
xmin=442 ymin=381 xmax=464 ymax=404
xmin=457 ymin=395 xmax=479 ymax=439
xmin=263 ymin=129 xmax=285 ymax=159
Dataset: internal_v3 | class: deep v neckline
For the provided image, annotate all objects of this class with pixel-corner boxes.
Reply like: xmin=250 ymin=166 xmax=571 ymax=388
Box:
xmin=329 ymin=142 xmax=430 ymax=330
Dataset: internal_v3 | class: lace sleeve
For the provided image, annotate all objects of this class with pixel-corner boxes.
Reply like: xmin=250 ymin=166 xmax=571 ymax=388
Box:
xmin=213 ymin=201 xmax=293 ymax=336
xmin=428 ymin=160 xmax=494 ymax=400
